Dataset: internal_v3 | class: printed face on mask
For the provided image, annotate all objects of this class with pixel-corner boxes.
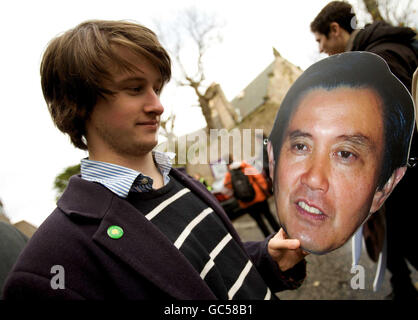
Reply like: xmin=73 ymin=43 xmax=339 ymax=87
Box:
xmin=268 ymin=87 xmax=401 ymax=254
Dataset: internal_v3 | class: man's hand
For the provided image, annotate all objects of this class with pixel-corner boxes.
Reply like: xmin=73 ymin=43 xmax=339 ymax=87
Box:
xmin=268 ymin=228 xmax=309 ymax=272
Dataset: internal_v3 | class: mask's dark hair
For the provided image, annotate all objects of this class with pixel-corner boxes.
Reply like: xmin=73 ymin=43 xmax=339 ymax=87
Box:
xmin=310 ymin=1 xmax=355 ymax=36
xmin=268 ymin=51 xmax=415 ymax=190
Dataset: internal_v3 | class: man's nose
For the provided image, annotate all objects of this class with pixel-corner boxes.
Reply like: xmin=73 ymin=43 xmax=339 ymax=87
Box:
xmin=300 ymin=153 xmax=329 ymax=193
xmin=143 ymin=89 xmax=164 ymax=115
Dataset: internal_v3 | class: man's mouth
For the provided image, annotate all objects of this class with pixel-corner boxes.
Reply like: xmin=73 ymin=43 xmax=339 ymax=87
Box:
xmin=137 ymin=120 xmax=158 ymax=125
xmin=295 ymin=199 xmax=328 ymax=223
xmin=297 ymin=201 xmax=324 ymax=215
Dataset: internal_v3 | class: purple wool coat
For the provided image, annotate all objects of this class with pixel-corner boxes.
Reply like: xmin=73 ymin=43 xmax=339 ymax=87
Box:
xmin=2 ymin=168 xmax=305 ymax=300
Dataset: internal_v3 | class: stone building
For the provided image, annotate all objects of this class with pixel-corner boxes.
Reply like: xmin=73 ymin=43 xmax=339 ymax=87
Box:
xmin=0 ymin=198 xmax=37 ymax=238
xmin=210 ymin=48 xmax=302 ymax=134
xmin=157 ymin=49 xmax=302 ymax=188
xmin=13 ymin=220 xmax=37 ymax=239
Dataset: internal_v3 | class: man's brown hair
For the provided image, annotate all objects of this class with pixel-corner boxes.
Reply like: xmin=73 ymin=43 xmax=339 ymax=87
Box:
xmin=41 ymin=20 xmax=171 ymax=150
xmin=310 ymin=1 xmax=355 ymax=36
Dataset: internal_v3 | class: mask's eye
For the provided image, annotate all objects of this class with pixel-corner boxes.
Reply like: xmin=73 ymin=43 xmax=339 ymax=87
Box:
xmin=339 ymin=151 xmax=352 ymax=158
xmin=291 ymin=143 xmax=309 ymax=154
xmin=336 ymin=150 xmax=357 ymax=163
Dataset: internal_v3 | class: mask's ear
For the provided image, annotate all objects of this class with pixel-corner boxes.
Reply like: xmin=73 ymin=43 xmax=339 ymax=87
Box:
xmin=267 ymin=141 xmax=275 ymax=182
xmin=370 ymin=167 xmax=407 ymax=214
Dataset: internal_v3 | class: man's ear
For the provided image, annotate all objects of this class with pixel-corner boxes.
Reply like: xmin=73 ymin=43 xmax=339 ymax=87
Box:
xmin=329 ymin=22 xmax=341 ymax=36
xmin=370 ymin=167 xmax=407 ymax=213
xmin=267 ymin=141 xmax=275 ymax=182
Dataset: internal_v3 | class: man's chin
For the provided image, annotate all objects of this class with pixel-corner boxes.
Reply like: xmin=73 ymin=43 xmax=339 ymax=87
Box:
xmin=299 ymin=244 xmax=334 ymax=256
xmin=283 ymin=225 xmax=339 ymax=255
xmin=116 ymin=140 xmax=158 ymax=157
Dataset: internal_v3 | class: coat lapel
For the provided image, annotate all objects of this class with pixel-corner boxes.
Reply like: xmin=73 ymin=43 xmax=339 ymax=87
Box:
xmin=59 ymin=176 xmax=216 ymax=299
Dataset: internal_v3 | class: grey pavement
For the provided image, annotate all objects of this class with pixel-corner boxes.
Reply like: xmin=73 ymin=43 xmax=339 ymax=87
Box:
xmin=231 ymin=204 xmax=418 ymax=300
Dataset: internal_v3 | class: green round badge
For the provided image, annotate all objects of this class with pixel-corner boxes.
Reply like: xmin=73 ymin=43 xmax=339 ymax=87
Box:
xmin=107 ymin=225 xmax=124 ymax=239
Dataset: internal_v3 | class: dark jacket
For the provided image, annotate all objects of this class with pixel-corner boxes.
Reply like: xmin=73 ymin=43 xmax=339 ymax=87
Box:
xmin=0 ymin=222 xmax=28 ymax=298
xmin=352 ymin=21 xmax=418 ymax=272
xmin=353 ymin=21 xmax=417 ymax=181
xmin=2 ymin=168 xmax=305 ymax=300
xmin=352 ymin=21 xmax=417 ymax=92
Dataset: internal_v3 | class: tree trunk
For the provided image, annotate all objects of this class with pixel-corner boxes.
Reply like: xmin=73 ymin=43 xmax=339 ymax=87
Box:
xmin=363 ymin=0 xmax=384 ymax=22
xmin=198 ymin=95 xmax=217 ymax=130
xmin=187 ymin=80 xmax=217 ymax=130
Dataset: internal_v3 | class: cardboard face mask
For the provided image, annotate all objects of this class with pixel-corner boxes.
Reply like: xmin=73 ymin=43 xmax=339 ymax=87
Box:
xmin=267 ymin=52 xmax=416 ymax=254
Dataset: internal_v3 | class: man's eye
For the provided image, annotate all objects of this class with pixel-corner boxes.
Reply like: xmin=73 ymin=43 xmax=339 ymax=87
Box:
xmin=337 ymin=150 xmax=356 ymax=161
xmin=127 ymin=86 xmax=143 ymax=93
xmin=292 ymin=143 xmax=308 ymax=152
xmin=154 ymin=87 xmax=162 ymax=95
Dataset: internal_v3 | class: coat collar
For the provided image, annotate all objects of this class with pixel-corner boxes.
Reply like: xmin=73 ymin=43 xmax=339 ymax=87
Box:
xmin=57 ymin=174 xmax=113 ymax=220
xmin=58 ymin=169 xmax=245 ymax=247
xmin=57 ymin=171 xmax=219 ymax=299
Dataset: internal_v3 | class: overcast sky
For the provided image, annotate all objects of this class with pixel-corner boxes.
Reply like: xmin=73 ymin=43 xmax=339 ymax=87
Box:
xmin=0 ymin=0 xmax=415 ymax=227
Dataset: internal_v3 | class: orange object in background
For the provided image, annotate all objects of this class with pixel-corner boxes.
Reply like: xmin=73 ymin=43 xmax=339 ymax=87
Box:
xmin=224 ymin=161 xmax=269 ymax=209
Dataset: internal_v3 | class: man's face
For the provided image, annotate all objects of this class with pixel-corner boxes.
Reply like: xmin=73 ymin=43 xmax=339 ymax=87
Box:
xmin=313 ymin=31 xmax=345 ymax=56
xmin=272 ymin=87 xmax=385 ymax=254
xmin=86 ymin=47 xmax=164 ymax=159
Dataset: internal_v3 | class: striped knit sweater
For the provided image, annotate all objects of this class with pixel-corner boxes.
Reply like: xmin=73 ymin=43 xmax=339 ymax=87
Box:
xmin=127 ymin=175 xmax=275 ymax=300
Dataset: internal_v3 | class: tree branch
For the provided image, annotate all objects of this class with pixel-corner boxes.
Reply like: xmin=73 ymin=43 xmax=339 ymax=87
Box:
xmin=362 ymin=0 xmax=384 ymax=22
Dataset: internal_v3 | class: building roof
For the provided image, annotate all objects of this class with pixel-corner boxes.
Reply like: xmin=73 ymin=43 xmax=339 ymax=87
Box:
xmin=13 ymin=220 xmax=37 ymax=238
xmin=230 ymin=61 xmax=274 ymax=120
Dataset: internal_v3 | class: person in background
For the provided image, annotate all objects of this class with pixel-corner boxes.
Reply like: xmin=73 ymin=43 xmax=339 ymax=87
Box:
xmin=0 ymin=221 xmax=28 ymax=298
xmin=193 ymin=173 xmax=213 ymax=192
xmin=224 ymin=156 xmax=280 ymax=237
xmin=310 ymin=1 xmax=418 ymax=300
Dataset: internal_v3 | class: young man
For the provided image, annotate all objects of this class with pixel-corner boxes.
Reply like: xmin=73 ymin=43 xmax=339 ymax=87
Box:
xmin=310 ymin=1 xmax=417 ymax=92
xmin=310 ymin=1 xmax=418 ymax=299
xmin=2 ymin=20 xmax=306 ymax=300
xmin=267 ymin=52 xmax=415 ymax=254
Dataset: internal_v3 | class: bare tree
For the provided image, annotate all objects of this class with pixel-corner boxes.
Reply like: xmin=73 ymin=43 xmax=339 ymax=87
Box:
xmin=362 ymin=0 xmax=384 ymax=21
xmin=159 ymin=112 xmax=176 ymax=140
xmin=155 ymin=7 xmax=224 ymax=130
xmin=0 ymin=198 xmax=11 ymax=223
xmin=357 ymin=0 xmax=417 ymax=28
xmin=159 ymin=112 xmax=177 ymax=154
